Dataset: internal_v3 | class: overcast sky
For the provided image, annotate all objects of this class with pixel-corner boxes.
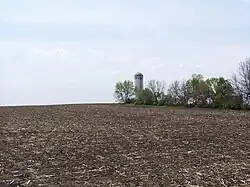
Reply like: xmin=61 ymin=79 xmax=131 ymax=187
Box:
xmin=1 ymin=0 xmax=250 ymax=105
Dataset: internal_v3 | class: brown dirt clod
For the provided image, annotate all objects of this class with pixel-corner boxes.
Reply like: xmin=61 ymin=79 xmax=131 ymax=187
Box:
xmin=0 ymin=104 xmax=249 ymax=187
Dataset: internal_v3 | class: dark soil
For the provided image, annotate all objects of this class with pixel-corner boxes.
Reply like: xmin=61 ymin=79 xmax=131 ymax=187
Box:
xmin=0 ymin=104 xmax=249 ymax=187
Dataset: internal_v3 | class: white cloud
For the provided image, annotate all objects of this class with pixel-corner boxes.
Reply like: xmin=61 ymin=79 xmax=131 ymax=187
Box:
xmin=1 ymin=40 xmax=249 ymax=105
xmin=30 ymin=48 xmax=72 ymax=58
xmin=239 ymin=0 xmax=250 ymax=4
xmin=179 ymin=64 xmax=184 ymax=68
xmin=1 ymin=1 xmax=250 ymax=105
xmin=1 ymin=1 xmax=250 ymax=29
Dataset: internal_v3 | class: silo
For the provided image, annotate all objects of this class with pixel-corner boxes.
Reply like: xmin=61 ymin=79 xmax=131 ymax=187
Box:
xmin=134 ymin=72 xmax=144 ymax=91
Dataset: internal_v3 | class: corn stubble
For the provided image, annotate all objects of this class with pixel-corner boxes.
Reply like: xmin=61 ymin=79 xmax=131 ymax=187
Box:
xmin=0 ymin=104 xmax=249 ymax=187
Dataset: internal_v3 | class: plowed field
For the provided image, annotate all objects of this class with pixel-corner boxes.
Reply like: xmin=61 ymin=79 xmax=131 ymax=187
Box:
xmin=0 ymin=104 xmax=249 ymax=186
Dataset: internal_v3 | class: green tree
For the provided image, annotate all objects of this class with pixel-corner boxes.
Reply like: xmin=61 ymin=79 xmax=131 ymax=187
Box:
xmin=187 ymin=74 xmax=210 ymax=106
xmin=114 ymin=80 xmax=135 ymax=103
xmin=207 ymin=77 xmax=235 ymax=108
xmin=135 ymin=88 xmax=154 ymax=105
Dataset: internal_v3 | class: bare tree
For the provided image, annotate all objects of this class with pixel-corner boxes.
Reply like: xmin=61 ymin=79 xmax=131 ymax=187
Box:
xmin=167 ymin=80 xmax=189 ymax=105
xmin=180 ymin=80 xmax=190 ymax=104
xmin=147 ymin=80 xmax=166 ymax=103
xmin=232 ymin=58 xmax=250 ymax=102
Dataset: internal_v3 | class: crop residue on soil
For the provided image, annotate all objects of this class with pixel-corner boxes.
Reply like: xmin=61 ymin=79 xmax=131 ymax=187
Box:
xmin=0 ymin=104 xmax=249 ymax=186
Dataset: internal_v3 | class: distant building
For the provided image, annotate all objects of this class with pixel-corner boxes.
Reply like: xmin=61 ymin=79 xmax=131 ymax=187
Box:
xmin=206 ymin=97 xmax=213 ymax=105
xmin=187 ymin=97 xmax=195 ymax=105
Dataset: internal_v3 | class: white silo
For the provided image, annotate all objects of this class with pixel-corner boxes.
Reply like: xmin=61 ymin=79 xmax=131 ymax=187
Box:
xmin=134 ymin=72 xmax=144 ymax=91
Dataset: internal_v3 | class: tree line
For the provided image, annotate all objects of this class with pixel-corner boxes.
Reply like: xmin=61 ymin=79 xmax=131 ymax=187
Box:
xmin=114 ymin=58 xmax=250 ymax=110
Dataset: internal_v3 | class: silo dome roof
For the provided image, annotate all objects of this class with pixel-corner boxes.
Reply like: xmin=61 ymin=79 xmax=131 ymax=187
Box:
xmin=134 ymin=72 xmax=143 ymax=77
